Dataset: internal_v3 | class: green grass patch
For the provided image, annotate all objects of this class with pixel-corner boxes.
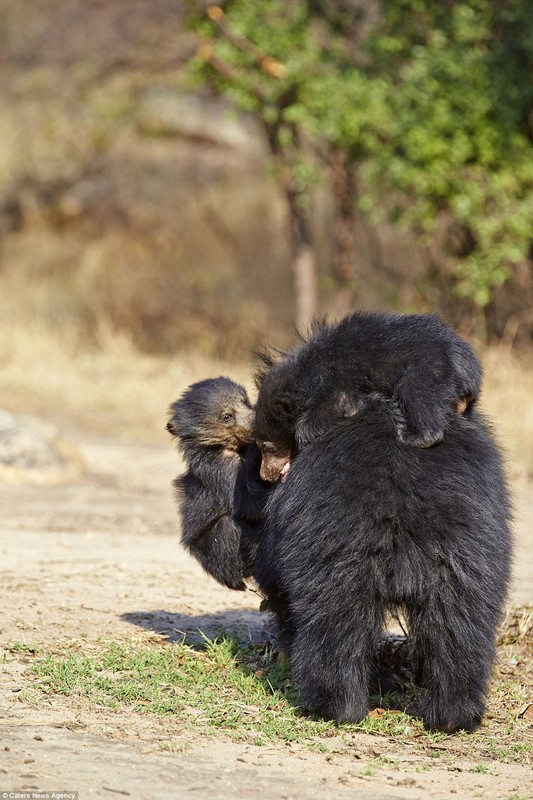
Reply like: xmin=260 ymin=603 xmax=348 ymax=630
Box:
xmin=470 ymin=762 xmax=492 ymax=774
xmin=31 ymin=636 xmax=336 ymax=743
xmin=6 ymin=641 xmax=38 ymax=655
xmin=30 ymin=634 xmax=436 ymax=744
xmin=22 ymin=623 xmax=532 ymax=760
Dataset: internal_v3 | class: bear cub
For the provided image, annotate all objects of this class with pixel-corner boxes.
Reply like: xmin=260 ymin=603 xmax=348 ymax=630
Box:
xmin=167 ymin=377 xmax=267 ymax=590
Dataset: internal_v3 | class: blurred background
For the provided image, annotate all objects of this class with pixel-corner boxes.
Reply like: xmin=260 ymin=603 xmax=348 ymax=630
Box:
xmin=1 ymin=0 xmax=533 ymax=477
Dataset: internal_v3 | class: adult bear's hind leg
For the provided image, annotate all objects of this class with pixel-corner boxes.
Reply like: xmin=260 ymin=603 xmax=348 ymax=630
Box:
xmin=407 ymin=585 xmax=501 ymax=733
xmin=290 ymin=588 xmax=385 ymax=724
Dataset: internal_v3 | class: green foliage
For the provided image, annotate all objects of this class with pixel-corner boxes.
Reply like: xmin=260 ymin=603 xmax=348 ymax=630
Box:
xmin=361 ymin=0 xmax=533 ymax=306
xmin=185 ymin=0 xmax=533 ymax=310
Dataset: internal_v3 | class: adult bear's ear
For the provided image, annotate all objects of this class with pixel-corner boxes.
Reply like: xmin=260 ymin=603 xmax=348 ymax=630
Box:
xmin=253 ymin=346 xmax=287 ymax=389
xmin=272 ymin=392 xmax=295 ymax=420
xmin=295 ymin=392 xmax=360 ymax=450
xmin=295 ymin=409 xmax=325 ymax=449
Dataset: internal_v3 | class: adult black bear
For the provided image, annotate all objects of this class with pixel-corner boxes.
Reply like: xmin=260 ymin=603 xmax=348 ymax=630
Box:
xmin=254 ymin=311 xmax=481 ymax=481
xmin=167 ymin=377 xmax=269 ymax=590
xmin=254 ymin=388 xmax=511 ymax=733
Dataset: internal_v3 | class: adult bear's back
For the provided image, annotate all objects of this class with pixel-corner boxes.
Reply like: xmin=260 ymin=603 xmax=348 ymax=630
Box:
xmin=260 ymin=398 xmax=511 ymax=607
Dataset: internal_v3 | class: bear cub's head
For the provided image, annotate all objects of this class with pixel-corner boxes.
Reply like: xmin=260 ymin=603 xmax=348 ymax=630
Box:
xmin=167 ymin=377 xmax=254 ymax=452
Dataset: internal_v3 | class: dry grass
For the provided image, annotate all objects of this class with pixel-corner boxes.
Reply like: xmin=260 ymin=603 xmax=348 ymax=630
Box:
xmin=2 ymin=311 xmax=533 ymax=479
xmin=480 ymin=346 xmax=533 ymax=481
xmin=0 ymin=314 xmax=252 ymax=443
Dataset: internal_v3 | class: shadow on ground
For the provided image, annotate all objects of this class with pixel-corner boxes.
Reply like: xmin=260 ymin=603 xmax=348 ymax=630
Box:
xmin=121 ymin=607 xmax=275 ymax=645
xmin=121 ymin=608 xmax=416 ymax=708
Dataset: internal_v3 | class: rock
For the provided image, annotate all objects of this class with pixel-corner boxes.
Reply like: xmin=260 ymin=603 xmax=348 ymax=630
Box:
xmin=0 ymin=411 xmax=84 ymax=484
xmin=136 ymin=89 xmax=265 ymax=156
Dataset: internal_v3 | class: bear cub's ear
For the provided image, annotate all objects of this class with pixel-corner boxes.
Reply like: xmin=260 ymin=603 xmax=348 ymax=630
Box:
xmin=166 ymin=400 xmax=184 ymax=437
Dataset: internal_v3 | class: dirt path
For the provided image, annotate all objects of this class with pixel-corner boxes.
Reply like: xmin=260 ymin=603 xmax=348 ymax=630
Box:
xmin=1 ymin=433 xmax=532 ymax=799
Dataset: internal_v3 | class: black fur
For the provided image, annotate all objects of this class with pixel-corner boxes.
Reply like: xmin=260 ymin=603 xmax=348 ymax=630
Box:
xmin=254 ymin=311 xmax=481 ymax=480
xmin=167 ymin=377 xmax=268 ymax=590
xmin=255 ymin=396 xmax=512 ymax=732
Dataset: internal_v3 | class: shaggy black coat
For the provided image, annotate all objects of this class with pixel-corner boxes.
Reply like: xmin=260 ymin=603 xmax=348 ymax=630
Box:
xmin=254 ymin=311 xmax=481 ymax=480
xmin=167 ymin=377 xmax=268 ymax=590
xmin=255 ymin=397 xmax=512 ymax=733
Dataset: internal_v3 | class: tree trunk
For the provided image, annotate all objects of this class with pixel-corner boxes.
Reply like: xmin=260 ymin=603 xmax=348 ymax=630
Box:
xmin=263 ymin=121 xmax=318 ymax=335
xmin=286 ymin=188 xmax=317 ymax=336
xmin=330 ymin=148 xmax=357 ymax=316
xmin=292 ymin=245 xmax=317 ymax=336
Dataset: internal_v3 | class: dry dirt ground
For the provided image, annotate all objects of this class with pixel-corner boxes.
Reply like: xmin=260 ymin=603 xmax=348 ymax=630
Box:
xmin=1 ymin=431 xmax=532 ymax=800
